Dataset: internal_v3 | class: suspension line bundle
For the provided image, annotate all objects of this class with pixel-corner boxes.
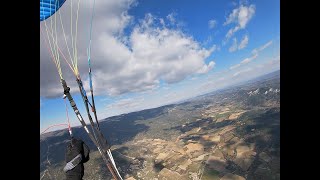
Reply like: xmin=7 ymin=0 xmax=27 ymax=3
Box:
xmin=40 ymin=0 xmax=123 ymax=179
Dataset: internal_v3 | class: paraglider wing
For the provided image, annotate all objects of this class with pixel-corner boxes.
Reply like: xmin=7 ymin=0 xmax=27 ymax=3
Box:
xmin=40 ymin=0 xmax=66 ymax=21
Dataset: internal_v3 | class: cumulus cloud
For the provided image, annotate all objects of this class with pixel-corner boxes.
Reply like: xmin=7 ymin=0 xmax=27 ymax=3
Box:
xmin=40 ymin=0 xmax=216 ymax=98
xmin=224 ymin=4 xmax=255 ymax=39
xmin=197 ymin=61 xmax=216 ymax=74
xmin=208 ymin=19 xmax=217 ymax=29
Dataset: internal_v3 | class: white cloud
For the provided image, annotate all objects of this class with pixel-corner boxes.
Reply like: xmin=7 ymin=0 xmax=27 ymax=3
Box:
xmin=166 ymin=13 xmax=176 ymax=25
xmin=225 ymin=26 xmax=241 ymax=39
xmin=160 ymin=18 xmax=165 ymax=26
xmin=229 ymin=40 xmax=272 ymax=70
xmin=102 ymin=53 xmax=280 ymax=118
xmin=197 ymin=61 xmax=216 ymax=74
xmin=40 ymin=1 xmax=216 ymax=98
xmin=238 ymin=34 xmax=249 ymax=49
xmin=208 ymin=19 xmax=217 ymax=29
xmin=224 ymin=4 xmax=255 ymax=39
xmin=41 ymin=0 xmax=137 ymax=98
xmin=230 ymin=64 xmax=241 ymax=70
xmin=252 ymin=40 xmax=273 ymax=54
xmin=250 ymin=56 xmax=279 ymax=77
xmin=203 ymin=35 xmax=213 ymax=46
xmin=233 ymin=68 xmax=252 ymax=77
xmin=228 ymin=34 xmax=249 ymax=52
xmin=241 ymin=53 xmax=258 ymax=64
xmin=229 ymin=38 xmax=238 ymax=52
xmin=240 ymin=58 xmax=251 ymax=64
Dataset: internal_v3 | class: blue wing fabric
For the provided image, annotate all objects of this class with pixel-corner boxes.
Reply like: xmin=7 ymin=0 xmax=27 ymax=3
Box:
xmin=40 ymin=0 xmax=66 ymax=21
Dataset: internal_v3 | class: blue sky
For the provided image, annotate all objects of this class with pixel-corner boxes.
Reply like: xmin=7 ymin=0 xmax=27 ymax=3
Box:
xmin=40 ymin=0 xmax=280 ymax=133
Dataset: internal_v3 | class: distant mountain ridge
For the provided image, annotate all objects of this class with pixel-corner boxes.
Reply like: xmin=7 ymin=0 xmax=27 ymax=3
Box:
xmin=40 ymin=69 xmax=280 ymax=137
xmin=188 ymin=69 xmax=280 ymax=101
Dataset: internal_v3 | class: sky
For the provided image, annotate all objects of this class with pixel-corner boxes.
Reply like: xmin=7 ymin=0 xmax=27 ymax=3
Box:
xmin=40 ymin=0 xmax=280 ymax=133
